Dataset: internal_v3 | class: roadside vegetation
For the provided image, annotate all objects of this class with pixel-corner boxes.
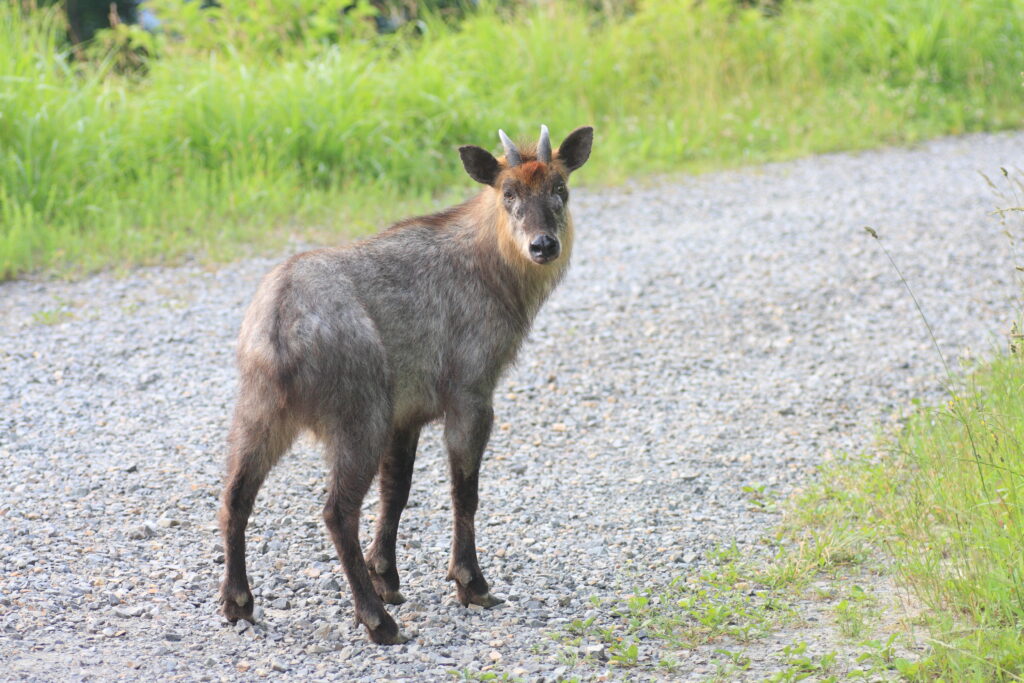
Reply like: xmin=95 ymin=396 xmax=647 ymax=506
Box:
xmin=3 ymin=0 xmax=1024 ymax=278
xmin=781 ymin=351 xmax=1024 ymax=682
xmin=521 ymin=357 xmax=1024 ymax=680
xmin=789 ymin=173 xmax=1024 ymax=680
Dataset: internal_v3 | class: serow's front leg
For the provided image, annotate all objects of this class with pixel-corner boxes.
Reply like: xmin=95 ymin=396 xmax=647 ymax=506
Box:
xmin=444 ymin=400 xmax=504 ymax=608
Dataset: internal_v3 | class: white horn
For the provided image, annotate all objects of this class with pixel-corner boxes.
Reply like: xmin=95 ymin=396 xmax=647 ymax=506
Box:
xmin=498 ymin=129 xmax=522 ymax=167
xmin=537 ymin=124 xmax=551 ymax=163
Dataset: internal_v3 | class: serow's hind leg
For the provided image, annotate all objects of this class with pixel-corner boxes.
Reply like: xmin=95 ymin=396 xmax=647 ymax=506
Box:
xmin=322 ymin=430 xmax=408 ymax=645
xmin=444 ymin=399 xmax=504 ymax=609
xmin=219 ymin=410 xmax=295 ymax=623
xmin=366 ymin=427 xmax=420 ymax=605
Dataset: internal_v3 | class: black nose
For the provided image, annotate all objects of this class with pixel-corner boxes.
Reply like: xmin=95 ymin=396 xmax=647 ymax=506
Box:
xmin=529 ymin=235 xmax=560 ymax=263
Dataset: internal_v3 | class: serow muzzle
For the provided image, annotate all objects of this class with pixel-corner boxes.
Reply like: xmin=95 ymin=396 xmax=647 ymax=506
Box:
xmin=529 ymin=235 xmax=560 ymax=264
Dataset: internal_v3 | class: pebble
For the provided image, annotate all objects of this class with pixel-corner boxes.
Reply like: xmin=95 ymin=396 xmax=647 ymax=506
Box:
xmin=113 ymin=605 xmax=147 ymax=619
xmin=1 ymin=132 xmax=1020 ymax=680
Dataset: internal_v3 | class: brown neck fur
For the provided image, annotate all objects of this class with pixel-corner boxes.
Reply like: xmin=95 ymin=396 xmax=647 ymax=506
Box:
xmin=384 ymin=186 xmax=573 ymax=329
xmin=457 ymin=191 xmax=572 ymax=328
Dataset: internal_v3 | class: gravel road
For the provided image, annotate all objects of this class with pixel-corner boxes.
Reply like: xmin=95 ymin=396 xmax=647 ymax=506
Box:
xmin=2 ymin=132 xmax=1022 ymax=681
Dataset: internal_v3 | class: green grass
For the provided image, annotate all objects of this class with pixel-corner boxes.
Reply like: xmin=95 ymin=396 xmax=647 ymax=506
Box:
xmin=833 ymin=584 xmax=877 ymax=640
xmin=781 ymin=361 xmax=1024 ymax=681
xmin=3 ymin=0 xmax=1024 ymax=278
xmin=777 ymin=171 xmax=1024 ymax=679
xmin=533 ymin=534 xmax=901 ymax=679
xmin=538 ymin=543 xmax=812 ymax=676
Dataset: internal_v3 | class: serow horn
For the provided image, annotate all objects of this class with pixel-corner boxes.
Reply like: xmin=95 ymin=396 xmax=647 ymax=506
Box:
xmin=498 ymin=129 xmax=522 ymax=167
xmin=537 ymin=124 xmax=552 ymax=163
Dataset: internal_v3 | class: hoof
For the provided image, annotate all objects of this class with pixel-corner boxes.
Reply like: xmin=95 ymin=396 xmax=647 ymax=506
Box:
xmin=369 ymin=571 xmax=406 ymax=605
xmin=367 ymin=556 xmax=405 ymax=606
xmin=364 ymin=615 xmax=408 ymax=645
xmin=455 ymin=583 xmax=505 ymax=609
xmin=220 ymin=592 xmax=255 ymax=623
xmin=369 ymin=628 xmax=410 ymax=645
xmin=467 ymin=591 xmax=505 ymax=609
xmin=470 ymin=592 xmax=505 ymax=609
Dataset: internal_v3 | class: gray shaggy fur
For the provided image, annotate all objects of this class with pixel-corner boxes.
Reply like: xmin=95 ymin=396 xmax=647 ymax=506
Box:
xmin=218 ymin=126 xmax=593 ymax=645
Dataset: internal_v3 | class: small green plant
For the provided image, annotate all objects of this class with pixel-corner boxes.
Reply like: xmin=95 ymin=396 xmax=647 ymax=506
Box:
xmin=714 ymin=647 xmax=751 ymax=670
xmin=32 ymin=308 xmax=71 ymax=325
xmin=846 ymin=634 xmax=910 ymax=679
xmin=656 ymin=655 xmax=679 ymax=673
xmin=766 ymin=642 xmax=839 ymax=682
xmin=607 ymin=640 xmax=639 ymax=666
xmin=833 ymin=599 xmax=866 ymax=640
xmin=565 ymin=616 xmax=595 ymax=635
xmin=833 ymin=584 xmax=876 ymax=640
xmin=707 ymin=543 xmax=742 ymax=564
xmin=742 ymin=483 xmax=775 ymax=510
xmin=31 ymin=296 xmax=74 ymax=325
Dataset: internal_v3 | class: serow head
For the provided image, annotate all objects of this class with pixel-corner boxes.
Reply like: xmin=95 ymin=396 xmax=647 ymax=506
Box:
xmin=459 ymin=125 xmax=593 ymax=265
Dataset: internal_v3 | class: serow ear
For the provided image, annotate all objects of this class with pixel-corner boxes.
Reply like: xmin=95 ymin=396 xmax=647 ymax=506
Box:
xmin=555 ymin=126 xmax=594 ymax=173
xmin=459 ymin=145 xmax=501 ymax=186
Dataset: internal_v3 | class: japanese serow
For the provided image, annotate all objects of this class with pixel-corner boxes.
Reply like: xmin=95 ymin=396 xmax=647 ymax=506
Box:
xmin=218 ymin=125 xmax=593 ymax=644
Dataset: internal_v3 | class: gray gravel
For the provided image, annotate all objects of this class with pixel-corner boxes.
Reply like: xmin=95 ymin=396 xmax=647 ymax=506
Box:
xmin=1 ymin=132 xmax=1022 ymax=681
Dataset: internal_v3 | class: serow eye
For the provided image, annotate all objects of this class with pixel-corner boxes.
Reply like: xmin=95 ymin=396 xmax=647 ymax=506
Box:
xmin=503 ymin=190 xmax=514 ymax=201
xmin=554 ymin=183 xmax=566 ymax=195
